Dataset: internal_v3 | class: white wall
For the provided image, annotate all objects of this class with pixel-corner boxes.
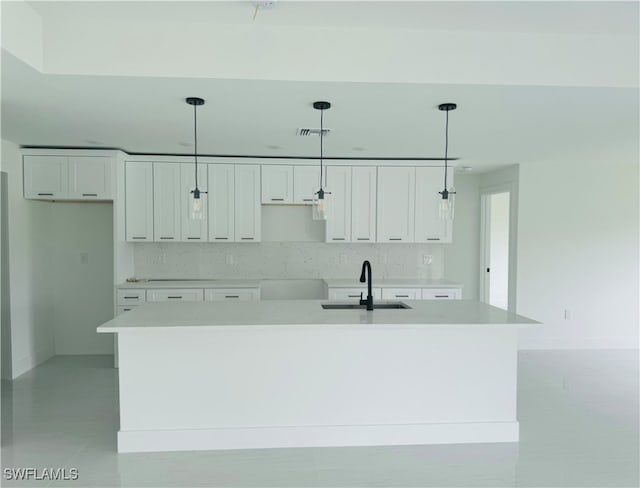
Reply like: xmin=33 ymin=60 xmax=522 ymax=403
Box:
xmin=1 ymin=139 xmax=55 ymax=378
xmin=517 ymin=143 xmax=639 ymax=349
xmin=50 ymin=203 xmax=114 ymax=355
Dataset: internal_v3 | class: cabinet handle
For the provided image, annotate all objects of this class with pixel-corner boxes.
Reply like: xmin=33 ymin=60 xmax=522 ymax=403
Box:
xmin=167 ymin=296 xmax=182 ymax=299
xmin=356 ymin=238 xmax=370 ymax=241
xmin=214 ymin=237 xmax=228 ymax=240
xmin=37 ymin=193 xmax=53 ymax=196
xmin=225 ymin=295 xmax=239 ymax=299
xmin=389 ymin=238 xmax=402 ymax=241
xmin=123 ymin=308 xmax=132 ymax=312
xmin=160 ymin=237 xmax=174 ymax=240
xmin=427 ymin=238 xmax=440 ymax=241
xmin=435 ymin=295 xmax=449 ymax=298
xmin=302 ymin=198 xmax=313 ymax=202
xmin=270 ymin=198 xmax=284 ymax=201
xmin=132 ymin=237 xmax=146 ymax=240
xmin=332 ymin=238 xmax=345 ymax=241
xmin=123 ymin=296 xmax=138 ymax=299
xmin=241 ymin=237 xmax=254 ymax=240
xmin=347 ymin=294 xmax=361 ymax=298
xmin=187 ymin=237 xmax=200 ymax=240
xmin=82 ymin=193 xmax=98 ymax=197
xmin=395 ymin=294 xmax=409 ymax=298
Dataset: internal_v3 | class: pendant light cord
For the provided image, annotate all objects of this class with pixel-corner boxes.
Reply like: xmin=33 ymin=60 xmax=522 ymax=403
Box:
xmin=444 ymin=108 xmax=449 ymax=191
xmin=193 ymin=102 xmax=199 ymax=190
xmin=319 ymin=108 xmax=324 ymax=190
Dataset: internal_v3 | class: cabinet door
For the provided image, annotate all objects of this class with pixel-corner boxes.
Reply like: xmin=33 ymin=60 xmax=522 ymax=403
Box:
xmin=208 ymin=164 xmax=235 ymax=242
xmin=376 ymin=167 xmax=415 ymax=242
xmin=422 ymin=288 xmax=462 ymax=300
xmin=293 ymin=165 xmax=321 ymax=204
xmin=153 ymin=163 xmax=181 ymax=242
xmin=325 ymin=166 xmax=352 ymax=242
xmin=381 ymin=288 xmax=421 ymax=300
xmin=68 ymin=156 xmax=112 ymax=199
xmin=180 ymin=163 xmax=208 ymax=241
xmin=23 ymin=155 xmax=68 ymax=199
xmin=204 ymin=288 xmax=260 ymax=301
xmin=261 ymin=165 xmax=293 ymax=204
xmin=351 ymin=166 xmax=377 ymax=242
xmin=415 ymin=167 xmax=452 ymax=243
xmin=235 ymin=165 xmax=261 ymax=242
xmin=125 ymin=162 xmax=153 ymax=241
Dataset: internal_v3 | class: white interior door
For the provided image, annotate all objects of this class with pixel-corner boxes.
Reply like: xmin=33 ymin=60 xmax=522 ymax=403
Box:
xmin=481 ymin=191 xmax=510 ymax=310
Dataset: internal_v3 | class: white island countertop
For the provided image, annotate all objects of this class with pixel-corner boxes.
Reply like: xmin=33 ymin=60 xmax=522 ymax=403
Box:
xmin=116 ymin=279 xmax=261 ymax=289
xmin=98 ymin=299 xmax=537 ymax=332
xmin=324 ymin=278 xmax=462 ymax=288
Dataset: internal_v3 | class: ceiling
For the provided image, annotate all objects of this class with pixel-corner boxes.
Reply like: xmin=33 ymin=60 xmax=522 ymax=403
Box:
xmin=2 ymin=1 xmax=638 ymax=172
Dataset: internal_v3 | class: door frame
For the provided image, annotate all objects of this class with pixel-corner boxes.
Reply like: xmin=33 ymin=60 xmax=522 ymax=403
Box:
xmin=479 ymin=182 xmax=517 ymax=312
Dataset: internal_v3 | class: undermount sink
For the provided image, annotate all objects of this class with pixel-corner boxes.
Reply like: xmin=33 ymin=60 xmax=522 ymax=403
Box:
xmin=321 ymin=302 xmax=411 ymax=310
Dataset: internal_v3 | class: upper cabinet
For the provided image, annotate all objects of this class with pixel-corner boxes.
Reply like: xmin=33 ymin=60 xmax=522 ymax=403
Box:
xmin=325 ymin=166 xmax=351 ymax=242
xmin=262 ymin=165 xmax=293 ymax=204
xmin=234 ymin=165 xmax=261 ymax=242
xmin=24 ymin=155 xmax=112 ymax=200
xmin=415 ymin=167 xmax=452 ymax=243
xmin=208 ymin=164 xmax=235 ymax=242
xmin=377 ymin=167 xmax=415 ymax=242
xmin=351 ymin=167 xmax=377 ymax=242
xmin=293 ymin=166 xmax=321 ymax=204
xmin=153 ymin=163 xmax=181 ymax=242
xmin=125 ymin=162 xmax=153 ymax=241
xmin=181 ymin=164 xmax=208 ymax=242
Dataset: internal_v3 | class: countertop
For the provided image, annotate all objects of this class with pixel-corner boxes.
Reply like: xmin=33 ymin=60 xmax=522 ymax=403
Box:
xmin=97 ymin=299 xmax=537 ymax=332
xmin=117 ymin=280 xmax=261 ymax=289
xmin=324 ymin=278 xmax=462 ymax=288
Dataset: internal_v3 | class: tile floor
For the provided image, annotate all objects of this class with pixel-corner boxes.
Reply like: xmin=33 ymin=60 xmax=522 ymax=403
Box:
xmin=1 ymin=350 xmax=638 ymax=487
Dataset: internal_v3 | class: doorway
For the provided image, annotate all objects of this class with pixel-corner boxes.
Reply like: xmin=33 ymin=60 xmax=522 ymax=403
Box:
xmin=481 ymin=189 xmax=511 ymax=310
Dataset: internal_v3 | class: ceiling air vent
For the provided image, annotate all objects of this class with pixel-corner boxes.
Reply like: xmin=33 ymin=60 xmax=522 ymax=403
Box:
xmin=296 ymin=128 xmax=332 ymax=137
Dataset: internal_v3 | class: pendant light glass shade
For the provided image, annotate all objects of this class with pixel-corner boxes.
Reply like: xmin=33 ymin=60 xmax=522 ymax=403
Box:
xmin=312 ymin=101 xmax=331 ymax=221
xmin=187 ymin=97 xmax=206 ymax=220
xmin=437 ymin=103 xmax=457 ymax=221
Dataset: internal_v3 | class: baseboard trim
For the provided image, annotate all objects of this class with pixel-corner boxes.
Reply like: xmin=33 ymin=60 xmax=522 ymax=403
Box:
xmin=11 ymin=346 xmax=54 ymax=379
xmin=118 ymin=421 xmax=519 ymax=453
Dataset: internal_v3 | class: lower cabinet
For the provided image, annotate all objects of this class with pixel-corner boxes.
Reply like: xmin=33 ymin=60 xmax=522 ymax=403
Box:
xmin=328 ymin=287 xmax=382 ymax=300
xmin=204 ymin=288 xmax=261 ymax=301
xmin=327 ymin=286 xmax=462 ymax=301
xmin=146 ymin=288 xmax=205 ymax=302
xmin=381 ymin=288 xmax=421 ymax=300
xmin=421 ymin=288 xmax=462 ymax=300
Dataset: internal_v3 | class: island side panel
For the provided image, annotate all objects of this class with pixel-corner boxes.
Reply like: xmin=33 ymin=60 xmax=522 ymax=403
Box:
xmin=117 ymin=325 xmax=518 ymax=452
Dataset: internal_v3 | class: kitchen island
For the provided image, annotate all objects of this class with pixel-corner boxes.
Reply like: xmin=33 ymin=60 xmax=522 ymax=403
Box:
xmin=97 ymin=299 xmax=537 ymax=453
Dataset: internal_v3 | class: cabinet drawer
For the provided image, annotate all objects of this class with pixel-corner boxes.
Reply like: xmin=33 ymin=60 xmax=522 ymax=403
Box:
xmin=381 ymin=288 xmax=421 ymax=300
xmin=328 ymin=287 xmax=382 ymax=300
xmin=117 ymin=306 xmax=137 ymax=315
xmin=421 ymin=288 xmax=462 ymax=300
xmin=204 ymin=289 xmax=260 ymax=301
xmin=146 ymin=289 xmax=204 ymax=302
xmin=117 ymin=289 xmax=146 ymax=306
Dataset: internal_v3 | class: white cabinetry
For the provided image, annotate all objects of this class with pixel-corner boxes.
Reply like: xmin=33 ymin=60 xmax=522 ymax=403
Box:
xmin=325 ymin=166 xmax=352 ymax=242
xmin=422 ymin=288 xmax=462 ymax=300
xmin=377 ymin=167 xmax=415 ymax=242
xmin=293 ymin=166 xmax=321 ymax=204
xmin=125 ymin=162 xmax=154 ymax=241
xmin=146 ymin=288 xmax=204 ymax=302
xmin=235 ymin=165 xmax=261 ymax=242
xmin=381 ymin=288 xmax=421 ymax=300
xmin=262 ymin=165 xmax=293 ymax=204
xmin=153 ymin=163 xmax=181 ymax=242
xmin=351 ymin=166 xmax=377 ymax=242
xmin=180 ymin=164 xmax=208 ymax=241
xmin=415 ymin=167 xmax=452 ymax=243
xmin=208 ymin=164 xmax=235 ymax=242
xmin=204 ymin=288 xmax=260 ymax=301
xmin=68 ymin=157 xmax=112 ymax=199
xmin=24 ymin=155 xmax=112 ymax=200
xmin=328 ymin=287 xmax=382 ymax=300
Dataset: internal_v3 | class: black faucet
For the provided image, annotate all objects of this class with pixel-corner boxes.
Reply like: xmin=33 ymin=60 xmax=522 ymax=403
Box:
xmin=359 ymin=260 xmax=374 ymax=311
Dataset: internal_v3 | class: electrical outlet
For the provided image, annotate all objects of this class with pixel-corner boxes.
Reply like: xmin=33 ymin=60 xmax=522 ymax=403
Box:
xmin=380 ymin=254 xmax=387 ymax=265
xmin=339 ymin=254 xmax=348 ymax=265
xmin=423 ymin=254 xmax=433 ymax=265
xmin=563 ymin=308 xmax=571 ymax=320
xmin=80 ymin=252 xmax=88 ymax=265
xmin=226 ymin=254 xmax=234 ymax=265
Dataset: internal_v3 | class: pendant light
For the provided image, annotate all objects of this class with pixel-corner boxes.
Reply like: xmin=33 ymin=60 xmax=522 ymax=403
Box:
xmin=312 ymin=101 xmax=331 ymax=221
xmin=186 ymin=97 xmax=206 ymax=220
xmin=438 ymin=102 xmax=457 ymax=220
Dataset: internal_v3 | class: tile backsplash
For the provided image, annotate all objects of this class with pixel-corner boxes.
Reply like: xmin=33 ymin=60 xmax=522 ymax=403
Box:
xmin=133 ymin=242 xmax=445 ymax=281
